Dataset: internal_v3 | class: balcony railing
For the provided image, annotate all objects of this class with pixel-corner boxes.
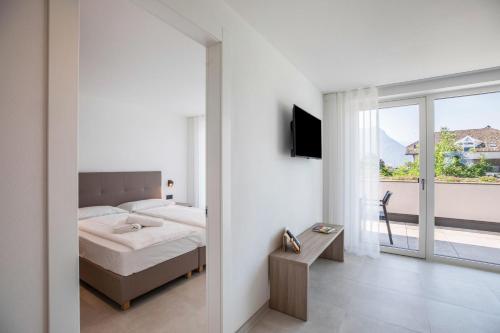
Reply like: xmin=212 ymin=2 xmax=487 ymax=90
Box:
xmin=380 ymin=180 xmax=500 ymax=230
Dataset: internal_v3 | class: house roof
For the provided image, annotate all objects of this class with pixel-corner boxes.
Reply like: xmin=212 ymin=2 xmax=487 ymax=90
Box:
xmin=406 ymin=126 xmax=500 ymax=155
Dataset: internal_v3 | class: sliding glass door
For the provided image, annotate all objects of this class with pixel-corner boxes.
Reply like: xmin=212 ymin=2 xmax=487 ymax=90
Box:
xmin=378 ymin=98 xmax=427 ymax=258
xmin=381 ymin=86 xmax=500 ymax=270
xmin=428 ymin=88 xmax=500 ymax=268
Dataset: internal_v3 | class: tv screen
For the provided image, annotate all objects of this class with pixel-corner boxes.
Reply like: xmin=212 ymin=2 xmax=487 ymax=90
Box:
xmin=291 ymin=105 xmax=322 ymax=159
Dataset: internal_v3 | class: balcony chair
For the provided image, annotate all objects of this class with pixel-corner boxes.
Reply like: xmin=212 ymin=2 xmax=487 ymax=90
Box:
xmin=380 ymin=191 xmax=393 ymax=245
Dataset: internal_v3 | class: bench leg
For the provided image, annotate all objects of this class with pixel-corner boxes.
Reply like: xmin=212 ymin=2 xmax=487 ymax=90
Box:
xmin=186 ymin=271 xmax=192 ymax=279
xmin=320 ymin=230 xmax=344 ymax=262
xmin=121 ymin=301 xmax=130 ymax=311
xmin=269 ymin=257 xmax=308 ymax=321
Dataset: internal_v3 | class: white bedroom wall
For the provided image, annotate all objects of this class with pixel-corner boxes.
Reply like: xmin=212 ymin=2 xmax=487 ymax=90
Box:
xmin=78 ymin=95 xmax=190 ymax=202
xmin=187 ymin=116 xmax=207 ymax=208
xmin=155 ymin=1 xmax=323 ymax=331
xmin=0 ymin=1 xmax=47 ymax=332
xmin=78 ymin=0 xmax=206 ymax=204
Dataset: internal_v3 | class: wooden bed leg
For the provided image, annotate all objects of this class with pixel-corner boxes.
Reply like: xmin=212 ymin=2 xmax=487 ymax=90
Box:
xmin=198 ymin=265 xmax=204 ymax=273
xmin=186 ymin=271 xmax=192 ymax=279
xmin=121 ymin=301 xmax=130 ymax=311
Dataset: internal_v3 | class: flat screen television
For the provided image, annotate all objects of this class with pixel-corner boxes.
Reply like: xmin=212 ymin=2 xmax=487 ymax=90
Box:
xmin=291 ymin=105 xmax=322 ymax=159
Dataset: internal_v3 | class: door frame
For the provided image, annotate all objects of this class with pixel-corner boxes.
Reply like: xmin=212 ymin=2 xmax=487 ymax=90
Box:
xmin=47 ymin=0 xmax=232 ymax=332
xmin=378 ymin=97 xmax=427 ymax=259
xmin=425 ymin=84 xmax=500 ymax=272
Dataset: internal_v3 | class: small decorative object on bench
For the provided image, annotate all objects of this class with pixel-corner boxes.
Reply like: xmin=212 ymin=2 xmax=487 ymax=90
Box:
xmin=282 ymin=228 xmax=302 ymax=254
xmin=312 ymin=224 xmax=336 ymax=234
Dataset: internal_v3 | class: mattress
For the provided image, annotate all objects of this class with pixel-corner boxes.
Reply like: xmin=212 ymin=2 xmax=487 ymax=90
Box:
xmin=79 ymin=221 xmax=205 ymax=276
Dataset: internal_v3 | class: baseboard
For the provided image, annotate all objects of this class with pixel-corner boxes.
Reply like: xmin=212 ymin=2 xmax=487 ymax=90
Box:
xmin=236 ymin=300 xmax=269 ymax=333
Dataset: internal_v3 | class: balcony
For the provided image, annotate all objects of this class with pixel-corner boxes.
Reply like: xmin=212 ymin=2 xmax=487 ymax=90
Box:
xmin=379 ymin=180 xmax=500 ymax=265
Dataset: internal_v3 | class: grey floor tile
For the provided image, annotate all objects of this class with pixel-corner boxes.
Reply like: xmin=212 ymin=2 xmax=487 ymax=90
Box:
xmin=426 ymin=299 xmax=500 ymax=333
xmin=419 ymin=275 xmax=500 ymax=316
xmin=339 ymin=312 xmax=420 ymax=333
xmin=355 ymin=260 xmax=424 ymax=297
xmin=249 ymin=310 xmax=306 ymax=333
xmin=346 ymin=285 xmax=430 ymax=332
xmin=371 ymin=253 xmax=429 ymax=275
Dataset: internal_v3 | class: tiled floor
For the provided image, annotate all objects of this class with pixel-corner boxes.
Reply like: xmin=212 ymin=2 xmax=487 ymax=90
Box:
xmin=379 ymin=221 xmax=500 ymax=265
xmin=250 ymin=253 xmax=500 ymax=333
xmin=80 ymin=271 xmax=206 ymax=333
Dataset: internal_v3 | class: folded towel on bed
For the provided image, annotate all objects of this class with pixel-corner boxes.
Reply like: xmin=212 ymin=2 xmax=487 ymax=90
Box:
xmin=126 ymin=214 xmax=164 ymax=227
xmin=113 ymin=223 xmax=142 ymax=234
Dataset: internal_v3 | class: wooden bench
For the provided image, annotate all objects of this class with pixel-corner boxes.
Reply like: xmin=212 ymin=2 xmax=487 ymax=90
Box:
xmin=269 ymin=224 xmax=344 ymax=321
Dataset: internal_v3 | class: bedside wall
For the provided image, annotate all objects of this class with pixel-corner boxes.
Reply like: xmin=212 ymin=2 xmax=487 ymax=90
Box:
xmin=78 ymin=95 xmax=190 ymax=202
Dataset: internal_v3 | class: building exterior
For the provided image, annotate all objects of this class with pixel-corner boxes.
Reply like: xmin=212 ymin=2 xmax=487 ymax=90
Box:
xmin=406 ymin=126 xmax=500 ymax=172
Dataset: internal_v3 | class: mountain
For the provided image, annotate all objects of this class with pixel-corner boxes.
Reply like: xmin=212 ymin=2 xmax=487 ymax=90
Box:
xmin=379 ymin=129 xmax=410 ymax=167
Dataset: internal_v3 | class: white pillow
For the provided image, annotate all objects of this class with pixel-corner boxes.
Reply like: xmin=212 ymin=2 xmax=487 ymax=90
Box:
xmin=78 ymin=206 xmax=128 ymax=220
xmin=117 ymin=199 xmax=174 ymax=212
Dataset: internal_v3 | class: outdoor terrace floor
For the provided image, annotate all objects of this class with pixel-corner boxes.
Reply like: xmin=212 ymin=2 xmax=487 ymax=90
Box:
xmin=379 ymin=221 xmax=500 ymax=265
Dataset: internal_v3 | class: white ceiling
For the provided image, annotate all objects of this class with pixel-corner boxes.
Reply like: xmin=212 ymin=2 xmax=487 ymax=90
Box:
xmin=225 ymin=0 xmax=500 ymax=92
xmin=80 ymin=0 xmax=205 ymax=116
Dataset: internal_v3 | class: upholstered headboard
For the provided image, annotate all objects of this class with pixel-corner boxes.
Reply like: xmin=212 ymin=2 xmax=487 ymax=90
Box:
xmin=79 ymin=171 xmax=162 ymax=208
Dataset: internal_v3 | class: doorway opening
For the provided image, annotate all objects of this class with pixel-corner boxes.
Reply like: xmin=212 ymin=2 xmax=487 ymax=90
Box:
xmin=47 ymin=0 xmax=227 ymax=332
xmin=78 ymin=1 xmax=208 ymax=329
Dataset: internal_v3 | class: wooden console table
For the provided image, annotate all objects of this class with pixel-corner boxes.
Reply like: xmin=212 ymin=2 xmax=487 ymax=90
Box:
xmin=269 ymin=224 xmax=344 ymax=321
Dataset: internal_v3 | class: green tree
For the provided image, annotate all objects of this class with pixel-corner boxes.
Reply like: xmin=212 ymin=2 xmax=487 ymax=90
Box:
xmin=393 ymin=158 xmax=419 ymax=178
xmin=379 ymin=159 xmax=393 ymax=176
xmin=434 ymin=127 xmax=459 ymax=177
xmin=465 ymin=156 xmax=491 ymax=177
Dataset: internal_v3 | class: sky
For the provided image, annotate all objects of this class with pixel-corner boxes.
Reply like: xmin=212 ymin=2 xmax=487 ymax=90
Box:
xmin=379 ymin=91 xmax=500 ymax=146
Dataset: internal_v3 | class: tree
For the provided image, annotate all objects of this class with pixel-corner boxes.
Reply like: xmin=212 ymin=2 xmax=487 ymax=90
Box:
xmin=392 ymin=158 xmax=419 ymax=178
xmin=379 ymin=159 xmax=393 ymax=176
xmin=465 ymin=156 xmax=491 ymax=177
xmin=435 ymin=127 xmax=459 ymax=177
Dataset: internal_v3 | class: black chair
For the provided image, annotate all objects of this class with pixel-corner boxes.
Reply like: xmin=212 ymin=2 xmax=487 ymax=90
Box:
xmin=380 ymin=191 xmax=393 ymax=245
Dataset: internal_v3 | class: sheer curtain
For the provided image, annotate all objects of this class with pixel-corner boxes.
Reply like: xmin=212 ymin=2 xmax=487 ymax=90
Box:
xmin=324 ymin=87 xmax=380 ymax=258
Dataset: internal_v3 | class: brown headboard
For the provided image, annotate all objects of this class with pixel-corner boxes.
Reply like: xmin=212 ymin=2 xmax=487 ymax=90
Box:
xmin=79 ymin=171 xmax=162 ymax=208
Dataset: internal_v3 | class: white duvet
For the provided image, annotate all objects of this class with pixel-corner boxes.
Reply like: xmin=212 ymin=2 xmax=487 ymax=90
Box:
xmin=136 ymin=204 xmax=206 ymax=229
xmin=78 ymin=213 xmax=195 ymax=250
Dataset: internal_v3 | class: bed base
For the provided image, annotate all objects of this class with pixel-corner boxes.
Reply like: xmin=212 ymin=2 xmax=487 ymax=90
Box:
xmin=80 ymin=246 xmax=206 ymax=310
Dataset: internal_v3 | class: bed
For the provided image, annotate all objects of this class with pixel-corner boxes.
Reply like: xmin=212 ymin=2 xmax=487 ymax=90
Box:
xmin=78 ymin=171 xmax=206 ymax=310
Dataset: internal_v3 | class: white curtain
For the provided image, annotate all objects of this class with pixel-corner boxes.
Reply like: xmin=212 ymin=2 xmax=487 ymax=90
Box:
xmin=325 ymin=87 xmax=380 ymax=258
xmin=187 ymin=116 xmax=206 ymax=209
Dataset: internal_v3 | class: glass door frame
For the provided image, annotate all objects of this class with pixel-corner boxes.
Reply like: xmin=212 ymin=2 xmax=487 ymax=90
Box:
xmin=378 ymin=97 xmax=428 ymax=259
xmin=426 ymin=84 xmax=500 ymax=272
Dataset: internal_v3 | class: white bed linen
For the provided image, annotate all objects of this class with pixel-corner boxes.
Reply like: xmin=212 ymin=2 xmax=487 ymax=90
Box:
xmin=78 ymin=214 xmax=206 ymax=276
xmin=136 ymin=204 xmax=206 ymax=229
xmin=78 ymin=213 xmax=193 ymax=250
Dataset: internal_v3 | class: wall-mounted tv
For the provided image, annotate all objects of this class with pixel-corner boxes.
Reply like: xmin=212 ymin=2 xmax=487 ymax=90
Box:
xmin=291 ymin=105 xmax=322 ymax=159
